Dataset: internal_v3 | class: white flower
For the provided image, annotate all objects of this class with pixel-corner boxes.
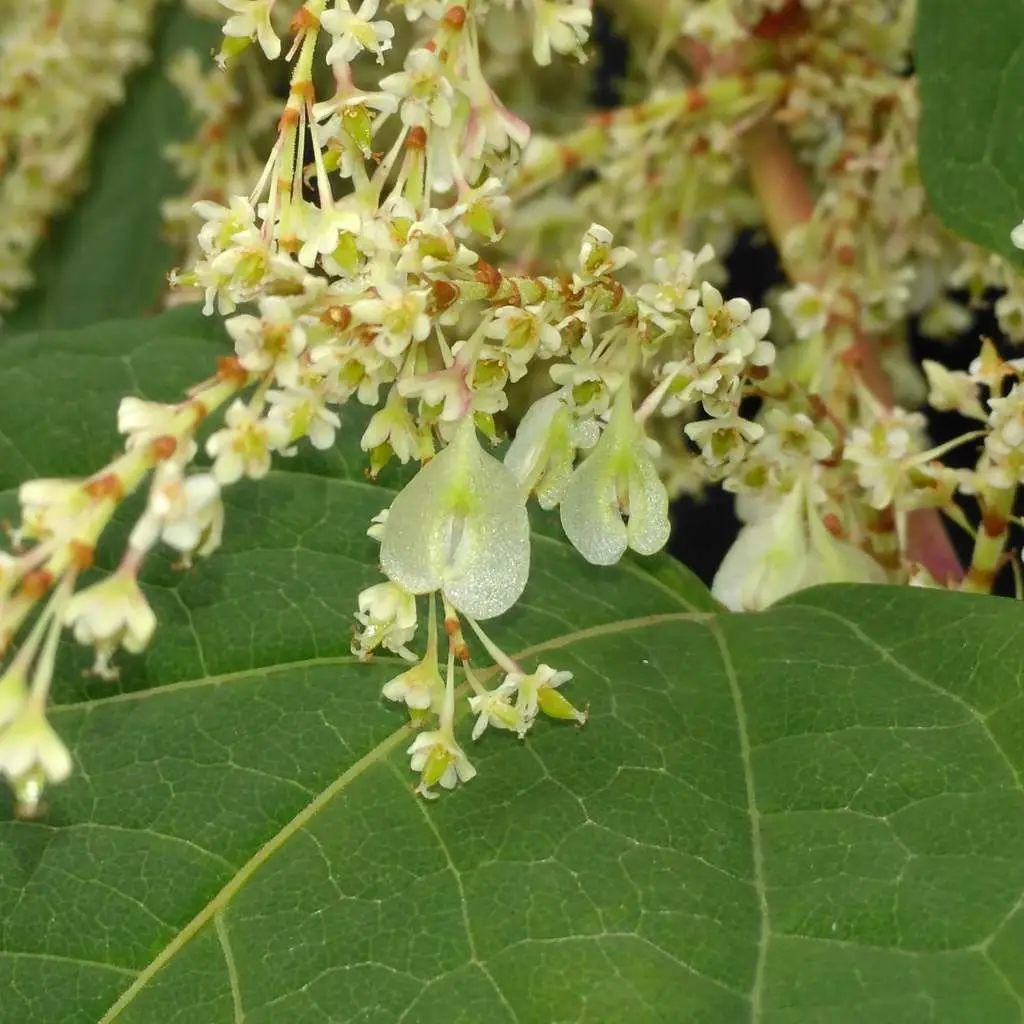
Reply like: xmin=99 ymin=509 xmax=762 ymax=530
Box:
xmin=1012 ymin=220 xmax=1024 ymax=250
xmin=682 ymin=0 xmax=744 ymax=47
xmin=218 ymin=0 xmax=281 ymax=60
xmin=206 ymin=400 xmax=292 ymax=484
xmin=485 ymin=305 xmax=561 ymax=379
xmin=226 ymin=296 xmax=307 ymax=388
xmin=398 ymin=368 xmax=470 ymax=422
xmin=922 ymin=360 xmax=987 ymax=421
xmin=575 ymin=222 xmax=634 ymax=285
xmin=63 ymin=571 xmax=157 ymax=678
xmin=265 ymin=385 xmax=342 ymax=450
xmin=193 ymin=195 xmax=259 ymax=256
xmin=550 ymin=348 xmax=621 ymax=418
xmin=382 ymin=655 xmax=444 ymax=711
xmin=532 ymin=0 xmax=592 ymax=66
xmin=321 ymin=0 xmax=395 ymax=65
xmin=17 ymin=479 xmax=88 ymax=543
xmin=117 ymin=399 xmax=183 ymax=451
xmin=685 ymin=415 xmax=765 ymax=470
xmin=140 ymin=465 xmax=225 ymax=558
xmin=636 ymin=245 xmax=711 ymax=328
xmin=380 ymin=48 xmax=454 ymax=128
xmin=361 ymin=391 xmax=424 ymax=463
xmin=504 ymin=664 xmax=581 ymax=736
xmin=380 ymin=416 xmax=531 ymax=619
xmin=406 ymin=728 xmax=476 ymax=799
xmin=845 ymin=412 xmax=927 ymax=509
xmin=779 ymin=283 xmax=829 ymax=340
xmin=296 ymin=202 xmax=362 ymax=268
xmin=350 ymin=278 xmax=431 ymax=359
xmin=560 ymin=388 xmax=671 ymax=565
xmin=0 ymin=703 xmax=72 ymax=786
xmin=468 ymin=678 xmax=522 ymax=739
xmin=690 ymin=282 xmax=773 ymax=366
xmin=353 ymin=581 xmax=417 ymax=660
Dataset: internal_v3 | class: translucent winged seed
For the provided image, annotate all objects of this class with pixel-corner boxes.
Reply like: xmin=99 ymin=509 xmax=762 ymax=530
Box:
xmin=625 ymin=442 xmax=671 ymax=556
xmin=806 ymin=520 xmax=889 ymax=588
xmin=440 ymin=444 xmax=531 ymax=620
xmin=559 ymin=445 xmax=629 ymax=566
xmin=381 ymin=419 xmax=531 ymax=619
xmin=504 ymin=394 xmax=561 ymax=489
xmin=711 ymin=491 xmax=809 ymax=611
xmin=379 ymin=451 xmax=453 ymax=595
xmin=505 ymin=394 xmax=576 ymax=511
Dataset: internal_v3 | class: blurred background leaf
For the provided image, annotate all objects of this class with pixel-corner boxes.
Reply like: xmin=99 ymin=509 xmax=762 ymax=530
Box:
xmin=1 ymin=3 xmax=217 ymax=335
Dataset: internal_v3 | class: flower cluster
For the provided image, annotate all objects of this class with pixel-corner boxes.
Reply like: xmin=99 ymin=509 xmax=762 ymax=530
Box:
xmin=1 ymin=0 xmax=1023 ymax=810
xmin=0 ymin=0 xmax=157 ymax=314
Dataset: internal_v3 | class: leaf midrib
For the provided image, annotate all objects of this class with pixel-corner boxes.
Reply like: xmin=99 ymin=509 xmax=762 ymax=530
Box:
xmin=95 ymin=610 xmax=710 ymax=1022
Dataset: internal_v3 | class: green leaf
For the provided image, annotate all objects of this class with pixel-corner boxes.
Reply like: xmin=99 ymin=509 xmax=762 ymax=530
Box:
xmin=1 ymin=4 xmax=218 ymax=334
xmin=917 ymin=0 xmax=1024 ymax=262
xmin=2 ymin=312 xmax=1024 ymax=1022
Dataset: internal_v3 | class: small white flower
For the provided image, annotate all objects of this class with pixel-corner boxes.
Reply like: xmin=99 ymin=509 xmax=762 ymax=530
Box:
xmin=265 ymin=385 xmax=342 ymax=450
xmin=321 ymin=0 xmax=395 ymax=65
xmin=531 ymin=0 xmax=592 ymax=66
xmin=117 ymin=399 xmax=183 ymax=451
xmin=206 ymin=400 xmax=292 ymax=484
xmin=685 ymin=416 xmax=765 ymax=470
xmin=504 ymin=664 xmax=580 ymax=736
xmin=845 ymin=412 xmax=927 ymax=509
xmin=296 ymin=202 xmax=362 ymax=268
xmin=690 ymin=282 xmax=773 ymax=366
xmin=361 ymin=391 xmax=424 ymax=463
xmin=140 ymin=465 xmax=224 ymax=558
xmin=380 ymin=48 xmax=454 ymax=129
xmin=398 ymin=368 xmax=470 ymax=422
xmin=468 ymin=678 xmax=522 ymax=740
xmin=779 ymin=283 xmax=829 ymax=340
xmin=1012 ymin=220 xmax=1024 ymax=251
xmin=485 ymin=305 xmax=561 ymax=379
xmin=63 ymin=571 xmax=157 ymax=678
xmin=406 ymin=728 xmax=476 ymax=799
xmin=218 ymin=0 xmax=281 ymax=60
xmin=16 ymin=479 xmax=88 ymax=544
xmin=350 ymin=278 xmax=430 ymax=359
xmin=922 ymin=360 xmax=987 ymax=421
xmin=381 ymin=655 xmax=444 ymax=710
xmin=226 ymin=296 xmax=307 ymax=388
xmin=575 ymin=222 xmax=634 ymax=285
xmin=193 ymin=195 xmax=259 ymax=256
xmin=0 ymin=703 xmax=73 ymax=786
xmin=353 ymin=581 xmax=417 ymax=661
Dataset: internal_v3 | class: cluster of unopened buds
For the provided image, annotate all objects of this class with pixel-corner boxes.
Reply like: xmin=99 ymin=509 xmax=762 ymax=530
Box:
xmin=1 ymin=0 xmax=1023 ymax=811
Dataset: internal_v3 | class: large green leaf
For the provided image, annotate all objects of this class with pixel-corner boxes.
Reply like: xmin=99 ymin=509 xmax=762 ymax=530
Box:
xmin=2 ymin=4 xmax=218 ymax=334
xmin=917 ymin=0 xmax=1024 ymax=263
xmin=2 ymin=311 xmax=1024 ymax=1023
